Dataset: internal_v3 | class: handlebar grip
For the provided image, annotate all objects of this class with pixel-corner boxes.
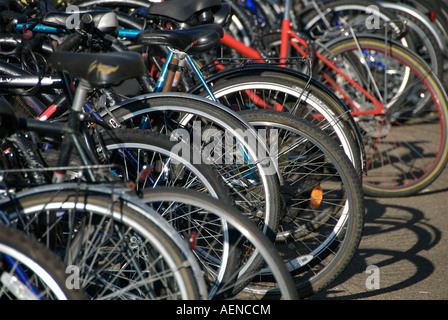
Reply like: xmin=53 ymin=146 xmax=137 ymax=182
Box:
xmin=55 ymin=32 xmax=83 ymax=52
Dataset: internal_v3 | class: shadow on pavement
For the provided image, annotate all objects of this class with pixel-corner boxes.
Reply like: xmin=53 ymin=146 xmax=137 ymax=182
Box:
xmin=309 ymin=197 xmax=442 ymax=299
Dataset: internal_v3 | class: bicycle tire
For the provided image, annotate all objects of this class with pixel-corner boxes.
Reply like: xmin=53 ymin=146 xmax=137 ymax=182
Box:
xmin=96 ymin=127 xmax=243 ymax=298
xmin=138 ymin=187 xmax=299 ymax=300
xmin=301 ymin=0 xmax=445 ymax=79
xmin=100 ymin=94 xmax=283 ymax=239
xmin=191 ymin=73 xmax=364 ymax=175
xmin=0 ymin=184 xmax=204 ymax=300
xmin=0 ymin=224 xmax=86 ymax=300
xmin=238 ymin=109 xmax=365 ymax=299
xmin=317 ymin=35 xmax=448 ymax=197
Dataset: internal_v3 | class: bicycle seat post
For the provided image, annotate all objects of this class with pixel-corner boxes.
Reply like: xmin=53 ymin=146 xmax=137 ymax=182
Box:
xmin=52 ymin=79 xmax=92 ymax=184
xmin=71 ymin=79 xmax=90 ymax=113
xmin=162 ymin=51 xmax=183 ymax=92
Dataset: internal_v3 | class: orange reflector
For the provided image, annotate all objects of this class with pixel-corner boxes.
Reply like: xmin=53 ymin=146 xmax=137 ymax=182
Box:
xmin=310 ymin=186 xmax=323 ymax=209
xmin=431 ymin=10 xmax=436 ymax=22
xmin=139 ymin=165 xmax=154 ymax=182
xmin=189 ymin=231 xmax=198 ymax=251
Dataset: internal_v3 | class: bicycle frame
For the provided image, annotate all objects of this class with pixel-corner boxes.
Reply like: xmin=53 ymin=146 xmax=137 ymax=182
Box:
xmin=14 ymin=17 xmax=369 ymax=173
xmin=2 ymin=34 xmax=276 ymax=183
xmin=23 ymin=85 xmax=102 ymax=182
xmin=14 ymin=23 xmax=285 ymax=114
xmin=221 ymin=31 xmax=384 ymax=115
xmin=281 ymin=23 xmax=385 ymax=115
xmin=218 ymin=0 xmax=419 ymax=117
xmin=12 ymin=20 xmax=360 ymax=179
xmin=15 ymin=0 xmax=437 ymax=118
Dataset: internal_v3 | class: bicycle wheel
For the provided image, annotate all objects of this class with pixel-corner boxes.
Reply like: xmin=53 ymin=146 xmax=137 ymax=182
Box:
xmin=96 ymin=128 xmax=230 ymax=199
xmin=100 ymin=93 xmax=282 ymax=240
xmin=239 ymin=109 xmax=365 ymax=299
xmin=190 ymin=72 xmax=364 ymax=175
xmin=0 ymin=224 xmax=85 ymax=300
xmin=301 ymin=0 xmax=445 ymax=79
xmin=139 ymin=187 xmax=299 ymax=300
xmin=96 ymin=127 xmax=242 ymax=298
xmin=316 ymin=35 xmax=448 ymax=197
xmin=0 ymin=184 xmax=204 ymax=300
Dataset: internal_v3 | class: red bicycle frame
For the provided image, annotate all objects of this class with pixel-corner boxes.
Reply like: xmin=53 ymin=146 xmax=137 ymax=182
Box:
xmin=218 ymin=0 xmax=401 ymax=117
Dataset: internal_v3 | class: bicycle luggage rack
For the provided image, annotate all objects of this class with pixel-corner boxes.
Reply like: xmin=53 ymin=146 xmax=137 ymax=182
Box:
xmin=201 ymin=56 xmax=312 ymax=76
xmin=0 ymin=164 xmax=123 ymax=189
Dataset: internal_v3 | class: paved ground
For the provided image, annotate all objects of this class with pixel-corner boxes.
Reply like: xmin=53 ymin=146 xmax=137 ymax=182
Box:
xmin=309 ymin=165 xmax=448 ymax=300
xmin=309 ymin=2 xmax=448 ymax=299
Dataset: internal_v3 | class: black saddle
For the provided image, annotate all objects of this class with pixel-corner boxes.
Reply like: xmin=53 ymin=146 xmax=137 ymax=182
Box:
xmin=147 ymin=0 xmax=222 ymax=23
xmin=136 ymin=24 xmax=223 ymax=55
xmin=0 ymin=98 xmax=18 ymax=139
xmin=213 ymin=3 xmax=231 ymax=27
xmin=48 ymin=51 xmax=145 ymax=87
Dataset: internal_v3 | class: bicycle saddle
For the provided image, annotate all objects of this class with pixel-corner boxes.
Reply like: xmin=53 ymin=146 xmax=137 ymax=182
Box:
xmin=213 ymin=3 xmax=231 ymax=27
xmin=42 ymin=10 xmax=119 ymax=35
xmin=136 ymin=24 xmax=223 ymax=55
xmin=48 ymin=51 xmax=145 ymax=87
xmin=0 ymin=98 xmax=18 ymax=139
xmin=147 ymin=0 xmax=222 ymax=23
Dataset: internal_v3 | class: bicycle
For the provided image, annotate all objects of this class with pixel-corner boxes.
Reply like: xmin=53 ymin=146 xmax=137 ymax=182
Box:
xmin=212 ymin=0 xmax=448 ymax=197
xmin=48 ymin=0 xmax=365 ymax=176
xmin=67 ymin=0 xmax=448 ymax=197
xmin=0 ymin=48 xmax=299 ymax=299
xmin=0 ymin=3 xmax=364 ymax=298
xmin=0 ymin=53 xmax=210 ymax=299
xmin=0 ymin=14 xmax=290 ymax=294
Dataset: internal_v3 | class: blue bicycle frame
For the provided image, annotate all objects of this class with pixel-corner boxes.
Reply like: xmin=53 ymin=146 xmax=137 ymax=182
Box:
xmin=17 ymin=24 xmax=218 ymax=100
xmin=15 ymin=23 xmax=258 ymax=178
